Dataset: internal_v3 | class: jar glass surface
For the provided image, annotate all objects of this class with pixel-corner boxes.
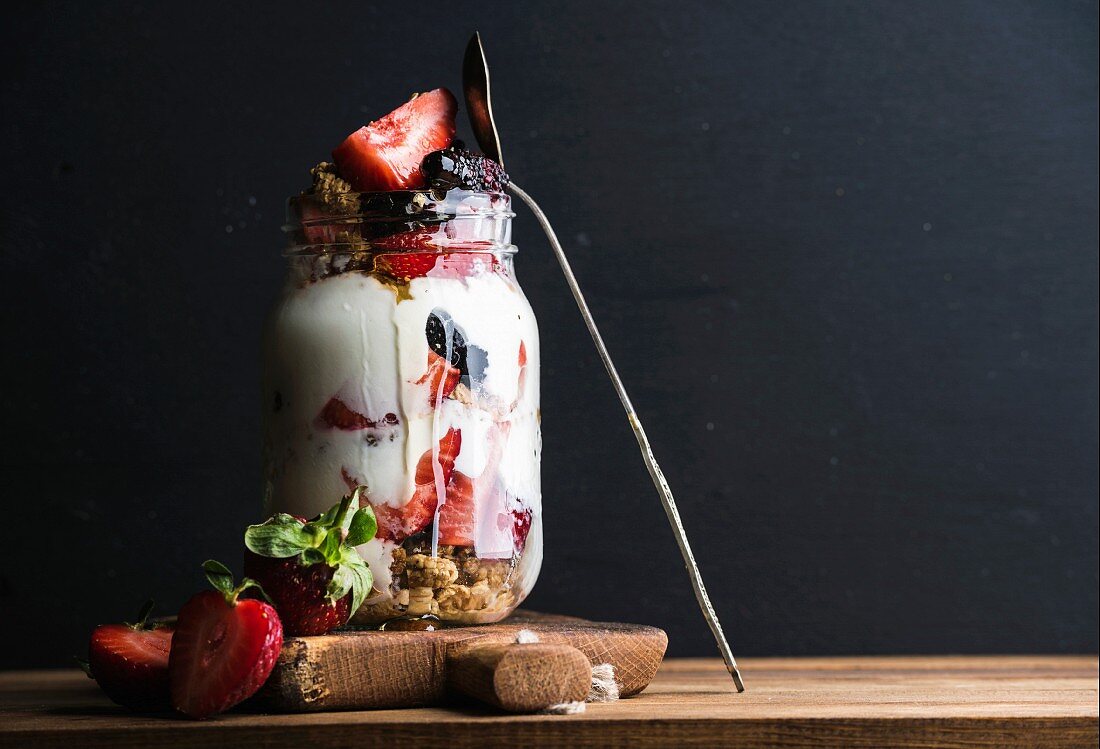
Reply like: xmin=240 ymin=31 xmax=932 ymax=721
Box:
xmin=262 ymin=189 xmax=541 ymax=624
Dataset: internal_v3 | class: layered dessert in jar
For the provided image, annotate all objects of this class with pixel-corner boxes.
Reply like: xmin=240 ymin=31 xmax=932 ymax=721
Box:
xmin=262 ymin=89 xmax=541 ymax=625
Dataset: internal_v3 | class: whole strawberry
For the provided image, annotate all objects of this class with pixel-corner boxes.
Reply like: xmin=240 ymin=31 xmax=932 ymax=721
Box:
xmin=243 ymin=488 xmax=376 ymax=636
xmin=83 ymin=600 xmax=173 ymax=711
xmin=169 ymin=560 xmax=282 ymax=719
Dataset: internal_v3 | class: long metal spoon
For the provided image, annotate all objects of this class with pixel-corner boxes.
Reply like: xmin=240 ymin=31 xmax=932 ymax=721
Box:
xmin=463 ymin=32 xmax=744 ymax=692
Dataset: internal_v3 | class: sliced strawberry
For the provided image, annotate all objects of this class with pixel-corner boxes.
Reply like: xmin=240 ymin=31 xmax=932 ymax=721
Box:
xmin=413 ymin=427 xmax=462 ymax=485
xmin=372 ymin=428 xmax=461 ymax=543
xmin=512 ymin=508 xmax=533 ymax=549
xmin=373 ymin=483 xmax=437 ymax=542
xmin=297 ymin=200 xmax=344 ymax=247
xmin=373 ymin=213 xmax=483 ymax=248
xmin=373 ymin=250 xmax=502 ymax=282
xmin=371 ymin=227 xmax=438 ymax=252
xmin=373 ymin=252 xmax=439 ymax=281
xmin=414 ymin=351 xmax=461 ymax=405
xmin=437 ymin=472 xmax=476 ymax=546
xmin=438 ymin=424 xmax=512 ymax=548
xmin=319 ymin=399 xmax=399 ymax=432
xmin=87 ymin=620 xmax=173 ymax=711
xmin=332 ymin=88 xmax=457 ymax=192
xmin=370 ymin=220 xmax=501 ymax=281
xmin=318 ymin=397 xmax=377 ymax=430
xmin=438 ymin=252 xmax=502 ymax=277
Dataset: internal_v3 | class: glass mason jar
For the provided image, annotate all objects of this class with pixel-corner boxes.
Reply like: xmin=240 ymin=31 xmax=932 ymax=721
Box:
xmin=262 ymin=188 xmax=541 ymax=625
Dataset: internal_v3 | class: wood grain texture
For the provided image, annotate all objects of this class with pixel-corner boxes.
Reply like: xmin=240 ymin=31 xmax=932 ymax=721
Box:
xmin=1 ymin=656 xmax=1095 ymax=748
xmin=446 ymin=643 xmax=591 ymax=711
xmin=257 ymin=611 xmax=667 ymax=712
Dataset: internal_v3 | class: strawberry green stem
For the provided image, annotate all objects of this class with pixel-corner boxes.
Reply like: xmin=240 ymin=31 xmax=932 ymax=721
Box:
xmin=329 ymin=493 xmax=354 ymax=533
xmin=128 ymin=599 xmax=156 ymax=630
xmin=202 ymin=559 xmax=271 ymax=607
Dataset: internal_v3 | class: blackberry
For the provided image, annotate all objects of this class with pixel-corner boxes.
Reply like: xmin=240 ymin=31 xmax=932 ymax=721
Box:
xmin=420 ymin=148 xmax=509 ymax=192
xmin=425 ymin=310 xmax=488 ymax=383
xmin=426 ymin=310 xmax=468 ymax=372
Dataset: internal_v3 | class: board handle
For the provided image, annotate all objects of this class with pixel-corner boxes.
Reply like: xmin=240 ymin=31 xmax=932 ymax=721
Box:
xmin=446 ymin=642 xmax=591 ymax=712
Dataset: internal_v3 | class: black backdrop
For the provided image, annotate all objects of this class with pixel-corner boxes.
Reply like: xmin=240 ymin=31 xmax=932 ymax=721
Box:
xmin=1 ymin=1 xmax=1096 ymax=668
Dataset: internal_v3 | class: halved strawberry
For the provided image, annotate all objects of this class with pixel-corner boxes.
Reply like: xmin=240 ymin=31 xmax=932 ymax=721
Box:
xmin=169 ymin=561 xmax=282 ymax=719
xmin=332 ymin=89 xmax=457 ymax=192
xmin=414 ymin=350 xmax=461 ymax=405
xmin=85 ymin=601 xmax=173 ymax=711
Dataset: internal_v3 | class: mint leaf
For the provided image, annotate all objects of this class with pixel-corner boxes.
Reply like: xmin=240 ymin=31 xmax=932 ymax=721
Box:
xmin=346 ymin=557 xmax=374 ymax=615
xmin=235 ymin=576 xmax=274 ymax=605
xmin=314 ymin=502 xmax=341 ymax=527
xmin=318 ymin=527 xmax=343 ymax=561
xmin=327 ymin=565 xmax=354 ymax=606
xmin=300 ymin=547 xmax=326 ymax=566
xmin=203 ymin=560 xmax=235 ymax=596
xmin=345 ymin=506 xmax=377 ymax=547
xmin=300 ymin=522 xmax=327 ymax=547
xmin=245 ymin=518 xmax=314 ymax=558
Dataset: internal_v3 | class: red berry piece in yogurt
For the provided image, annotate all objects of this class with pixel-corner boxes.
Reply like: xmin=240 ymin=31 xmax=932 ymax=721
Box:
xmin=512 ymin=508 xmax=533 ymax=549
xmin=437 ymin=472 xmax=476 ymax=546
xmin=318 ymin=397 xmax=377 ymax=430
xmin=372 ymin=251 xmax=439 ymax=281
xmin=415 ymin=351 xmax=462 ymax=405
xmin=372 ymin=428 xmax=462 ymax=542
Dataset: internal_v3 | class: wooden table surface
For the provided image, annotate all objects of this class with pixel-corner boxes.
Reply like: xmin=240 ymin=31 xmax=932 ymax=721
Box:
xmin=1 ymin=656 xmax=1096 ymax=748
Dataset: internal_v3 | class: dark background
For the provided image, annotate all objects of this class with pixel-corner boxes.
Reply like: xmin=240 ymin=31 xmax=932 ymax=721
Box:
xmin=1 ymin=1 xmax=1096 ymax=669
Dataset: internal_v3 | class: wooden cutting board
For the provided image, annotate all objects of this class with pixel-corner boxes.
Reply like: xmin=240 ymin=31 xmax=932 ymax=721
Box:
xmin=256 ymin=610 xmax=667 ymax=713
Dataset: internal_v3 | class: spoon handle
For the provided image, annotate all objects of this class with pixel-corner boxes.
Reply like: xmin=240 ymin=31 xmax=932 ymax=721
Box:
xmin=509 ymin=182 xmax=745 ymax=692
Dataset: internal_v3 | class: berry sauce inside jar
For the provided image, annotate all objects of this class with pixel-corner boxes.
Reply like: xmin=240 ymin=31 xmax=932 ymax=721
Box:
xmin=263 ymin=189 xmax=541 ymax=624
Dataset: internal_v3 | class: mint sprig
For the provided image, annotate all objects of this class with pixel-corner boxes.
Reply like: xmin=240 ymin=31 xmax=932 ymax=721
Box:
xmin=346 ymin=504 xmax=378 ymax=546
xmin=242 ymin=513 xmax=319 ymax=557
xmin=244 ymin=487 xmax=376 ymax=616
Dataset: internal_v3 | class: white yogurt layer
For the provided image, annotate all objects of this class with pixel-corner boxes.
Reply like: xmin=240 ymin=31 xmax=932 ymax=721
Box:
xmin=262 ymin=265 xmax=541 ymax=603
